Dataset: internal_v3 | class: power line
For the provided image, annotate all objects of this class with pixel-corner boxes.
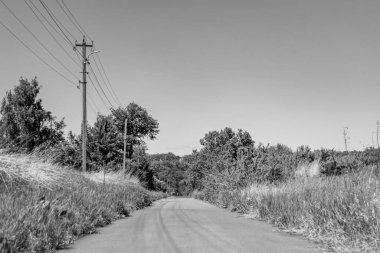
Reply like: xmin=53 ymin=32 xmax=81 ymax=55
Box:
xmin=56 ymin=0 xmax=120 ymax=109
xmin=39 ymin=0 xmax=76 ymax=41
xmin=92 ymin=56 xmax=119 ymax=106
xmin=52 ymin=0 xmax=110 ymax=114
xmin=61 ymin=0 xmax=92 ymax=40
xmin=87 ymin=93 xmax=98 ymax=116
xmin=56 ymin=0 xmax=92 ymax=41
xmin=87 ymin=75 xmax=110 ymax=112
xmin=73 ymin=45 xmax=85 ymax=63
xmin=5 ymin=0 xmax=119 ymax=116
xmin=88 ymin=64 xmax=114 ymax=108
xmin=74 ymin=50 xmax=105 ymax=115
xmin=95 ymin=52 xmax=122 ymax=106
xmin=0 ymin=0 xmax=78 ymax=80
xmin=55 ymin=0 xmax=82 ymax=35
xmin=0 ymin=20 xmax=77 ymax=87
xmin=53 ymin=0 xmax=120 ymax=107
xmin=77 ymin=50 xmax=118 ymax=111
xmin=28 ymin=0 xmax=73 ymax=48
xmin=39 ymin=0 xmax=76 ymax=43
xmin=24 ymin=0 xmax=79 ymax=67
xmin=88 ymin=75 xmax=111 ymax=111
xmin=87 ymin=92 xmax=101 ymax=114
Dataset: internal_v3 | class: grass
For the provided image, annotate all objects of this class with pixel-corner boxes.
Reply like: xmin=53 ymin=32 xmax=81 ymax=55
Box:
xmin=0 ymin=152 xmax=166 ymax=252
xmin=195 ymin=165 xmax=380 ymax=252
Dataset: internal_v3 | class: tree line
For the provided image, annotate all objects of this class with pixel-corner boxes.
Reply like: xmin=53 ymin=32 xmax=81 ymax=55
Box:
xmin=1 ymin=77 xmax=379 ymax=193
xmin=0 ymin=77 xmax=159 ymax=188
xmin=152 ymin=128 xmax=380 ymax=196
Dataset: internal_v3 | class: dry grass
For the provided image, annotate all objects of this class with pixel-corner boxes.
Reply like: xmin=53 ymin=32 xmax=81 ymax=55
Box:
xmin=295 ymin=160 xmax=321 ymax=178
xmin=83 ymin=170 xmax=140 ymax=186
xmin=0 ymin=152 xmax=165 ymax=252
xmin=197 ymin=166 xmax=380 ymax=252
xmin=0 ymin=153 xmax=72 ymax=189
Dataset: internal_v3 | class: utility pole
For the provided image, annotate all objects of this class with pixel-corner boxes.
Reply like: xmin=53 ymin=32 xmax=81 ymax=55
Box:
xmin=123 ymin=119 xmax=128 ymax=174
xmin=372 ymin=131 xmax=375 ymax=148
xmin=343 ymin=127 xmax=349 ymax=152
xmin=377 ymin=121 xmax=379 ymax=149
xmin=75 ymin=36 xmax=93 ymax=172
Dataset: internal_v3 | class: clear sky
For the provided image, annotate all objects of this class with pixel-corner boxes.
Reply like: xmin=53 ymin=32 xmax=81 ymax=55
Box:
xmin=1 ymin=0 xmax=380 ymax=155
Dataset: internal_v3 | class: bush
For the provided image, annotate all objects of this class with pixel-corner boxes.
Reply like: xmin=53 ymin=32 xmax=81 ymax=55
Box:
xmin=194 ymin=166 xmax=380 ymax=252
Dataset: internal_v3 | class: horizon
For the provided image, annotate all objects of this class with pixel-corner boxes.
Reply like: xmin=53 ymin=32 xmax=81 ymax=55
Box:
xmin=1 ymin=0 xmax=380 ymax=156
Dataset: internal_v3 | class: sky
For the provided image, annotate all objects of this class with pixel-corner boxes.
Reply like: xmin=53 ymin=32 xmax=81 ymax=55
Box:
xmin=1 ymin=0 xmax=380 ymax=155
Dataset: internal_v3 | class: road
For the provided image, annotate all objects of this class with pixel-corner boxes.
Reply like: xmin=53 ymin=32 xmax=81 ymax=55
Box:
xmin=64 ymin=198 xmax=321 ymax=253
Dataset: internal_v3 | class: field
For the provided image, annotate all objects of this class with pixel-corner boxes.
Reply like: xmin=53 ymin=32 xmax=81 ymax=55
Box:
xmin=0 ymin=152 xmax=165 ymax=252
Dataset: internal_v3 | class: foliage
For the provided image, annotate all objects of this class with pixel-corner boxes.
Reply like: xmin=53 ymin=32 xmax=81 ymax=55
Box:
xmin=0 ymin=153 xmax=166 ymax=252
xmin=197 ymin=128 xmax=256 ymax=191
xmin=181 ymin=127 xmax=380 ymax=252
xmin=37 ymin=103 xmax=160 ymax=188
xmin=180 ymin=128 xmax=303 ymax=196
xmin=149 ymin=153 xmax=186 ymax=194
xmin=182 ymin=151 xmax=204 ymax=194
xmin=179 ymin=127 xmax=380 ymax=198
xmin=0 ymin=78 xmax=160 ymax=189
xmin=128 ymin=151 xmax=155 ymax=190
xmin=87 ymin=114 xmax=121 ymax=168
xmin=193 ymin=166 xmax=380 ymax=253
xmin=0 ymin=78 xmax=65 ymax=151
xmin=111 ymin=103 xmax=159 ymax=159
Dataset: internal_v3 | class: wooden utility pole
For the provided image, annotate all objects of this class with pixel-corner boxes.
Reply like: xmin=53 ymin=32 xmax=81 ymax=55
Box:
xmin=377 ymin=121 xmax=379 ymax=148
xmin=75 ymin=36 xmax=93 ymax=172
xmin=343 ymin=127 xmax=349 ymax=152
xmin=372 ymin=131 xmax=375 ymax=148
xmin=123 ymin=119 xmax=128 ymax=174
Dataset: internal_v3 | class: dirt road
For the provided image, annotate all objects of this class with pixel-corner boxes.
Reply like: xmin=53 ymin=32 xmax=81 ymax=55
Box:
xmin=65 ymin=198 xmax=321 ymax=253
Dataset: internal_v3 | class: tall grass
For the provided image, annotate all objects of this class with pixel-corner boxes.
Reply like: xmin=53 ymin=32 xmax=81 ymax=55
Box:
xmin=0 ymin=152 xmax=165 ymax=252
xmin=195 ymin=165 xmax=380 ymax=252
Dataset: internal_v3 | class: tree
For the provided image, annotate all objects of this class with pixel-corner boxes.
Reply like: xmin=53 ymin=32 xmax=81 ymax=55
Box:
xmin=111 ymin=103 xmax=159 ymax=159
xmin=73 ymin=102 xmax=159 ymax=180
xmin=182 ymin=150 xmax=204 ymax=193
xmin=87 ymin=114 xmax=121 ymax=168
xmin=193 ymin=128 xmax=256 ymax=191
xmin=149 ymin=153 xmax=186 ymax=194
xmin=0 ymin=78 xmax=65 ymax=150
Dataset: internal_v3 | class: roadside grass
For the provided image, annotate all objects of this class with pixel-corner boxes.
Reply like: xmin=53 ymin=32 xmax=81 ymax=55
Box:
xmin=194 ymin=166 xmax=380 ymax=252
xmin=0 ymin=153 xmax=165 ymax=252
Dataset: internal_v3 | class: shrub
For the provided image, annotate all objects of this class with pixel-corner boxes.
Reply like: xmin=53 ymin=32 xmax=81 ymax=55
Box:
xmin=195 ymin=166 xmax=380 ymax=252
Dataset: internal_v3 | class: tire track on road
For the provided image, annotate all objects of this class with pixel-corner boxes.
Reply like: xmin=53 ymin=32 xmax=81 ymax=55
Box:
xmin=172 ymin=201 xmax=229 ymax=253
xmin=177 ymin=202 xmax=246 ymax=252
xmin=154 ymin=200 xmax=182 ymax=253
xmin=131 ymin=209 xmax=147 ymax=251
xmin=64 ymin=198 xmax=322 ymax=253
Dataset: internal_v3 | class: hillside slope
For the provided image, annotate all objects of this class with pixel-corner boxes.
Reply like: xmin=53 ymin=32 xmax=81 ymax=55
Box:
xmin=0 ymin=152 xmax=165 ymax=252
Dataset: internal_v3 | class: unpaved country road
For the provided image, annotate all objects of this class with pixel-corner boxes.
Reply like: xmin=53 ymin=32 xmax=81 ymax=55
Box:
xmin=64 ymin=198 xmax=321 ymax=253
